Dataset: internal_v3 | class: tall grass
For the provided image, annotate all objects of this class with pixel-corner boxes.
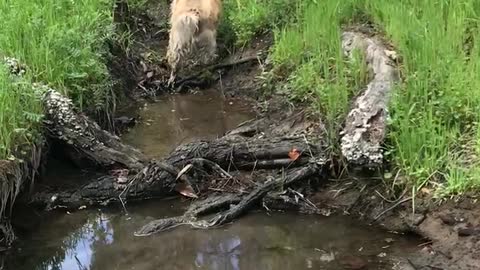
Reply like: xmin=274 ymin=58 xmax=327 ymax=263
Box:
xmin=271 ymin=1 xmax=367 ymax=146
xmin=0 ymin=67 xmax=43 ymax=159
xmin=227 ymin=0 xmax=480 ymax=195
xmin=0 ymin=0 xmax=120 ymax=159
xmin=365 ymin=0 xmax=480 ymax=195
xmin=221 ymin=0 xmax=300 ymax=46
xmin=0 ymin=0 xmax=115 ymax=111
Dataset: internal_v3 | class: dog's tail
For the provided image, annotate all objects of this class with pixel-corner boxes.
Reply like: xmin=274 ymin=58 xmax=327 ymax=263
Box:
xmin=167 ymin=9 xmax=200 ymax=70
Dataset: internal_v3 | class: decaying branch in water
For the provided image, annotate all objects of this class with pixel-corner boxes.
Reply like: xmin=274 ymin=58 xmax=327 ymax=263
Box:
xmin=30 ymin=135 xmax=323 ymax=210
xmin=135 ymin=163 xmax=321 ymax=236
xmin=340 ymin=31 xmax=399 ymax=166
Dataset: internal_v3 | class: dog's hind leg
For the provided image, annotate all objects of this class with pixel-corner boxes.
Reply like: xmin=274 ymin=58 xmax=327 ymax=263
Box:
xmin=166 ymin=9 xmax=200 ymax=85
xmin=195 ymin=29 xmax=218 ymax=66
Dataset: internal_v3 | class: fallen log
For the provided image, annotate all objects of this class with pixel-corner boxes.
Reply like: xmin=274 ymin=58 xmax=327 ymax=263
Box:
xmin=42 ymin=87 xmax=147 ymax=170
xmin=202 ymin=163 xmax=320 ymax=227
xmin=340 ymin=31 xmax=399 ymax=166
xmin=30 ymin=136 xmax=322 ymax=209
xmin=3 ymin=57 xmax=147 ymax=171
xmin=135 ymin=163 xmax=320 ymax=236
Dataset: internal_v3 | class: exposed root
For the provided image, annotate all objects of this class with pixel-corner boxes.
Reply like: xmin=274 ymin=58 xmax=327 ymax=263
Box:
xmin=134 ymin=194 xmax=241 ymax=236
xmin=203 ymin=163 xmax=320 ymax=228
xmin=135 ymin=163 xmax=320 ymax=236
xmin=340 ymin=31 xmax=400 ymax=166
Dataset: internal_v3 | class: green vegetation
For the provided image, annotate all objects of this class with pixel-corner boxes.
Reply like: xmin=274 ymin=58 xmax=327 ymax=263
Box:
xmin=0 ymin=67 xmax=43 ymax=159
xmin=221 ymin=0 xmax=299 ymax=46
xmin=0 ymin=0 xmax=123 ymax=159
xmin=0 ymin=0 xmax=479 ymax=198
xmin=0 ymin=0 xmax=115 ymax=110
xmin=225 ymin=0 xmax=480 ymax=196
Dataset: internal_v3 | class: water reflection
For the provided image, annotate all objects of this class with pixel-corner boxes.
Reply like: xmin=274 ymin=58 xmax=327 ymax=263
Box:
xmin=8 ymin=201 xmax=420 ymax=270
xmin=121 ymin=90 xmax=255 ymax=159
xmin=39 ymin=214 xmax=113 ymax=270
xmin=195 ymin=236 xmax=242 ymax=270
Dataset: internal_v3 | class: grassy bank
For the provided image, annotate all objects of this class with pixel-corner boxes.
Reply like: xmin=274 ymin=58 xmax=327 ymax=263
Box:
xmin=225 ymin=0 xmax=480 ymax=196
xmin=0 ymin=0 xmax=149 ymax=225
xmin=0 ymin=0 xmax=125 ymax=160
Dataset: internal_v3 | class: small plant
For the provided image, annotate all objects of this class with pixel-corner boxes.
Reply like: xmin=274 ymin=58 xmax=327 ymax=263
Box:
xmin=0 ymin=66 xmax=43 ymax=159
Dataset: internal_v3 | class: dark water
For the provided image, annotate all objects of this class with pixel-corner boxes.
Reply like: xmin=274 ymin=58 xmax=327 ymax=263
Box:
xmin=6 ymin=90 xmax=421 ymax=269
xmin=8 ymin=200 xmax=419 ymax=270
xmin=121 ymin=89 xmax=255 ymax=158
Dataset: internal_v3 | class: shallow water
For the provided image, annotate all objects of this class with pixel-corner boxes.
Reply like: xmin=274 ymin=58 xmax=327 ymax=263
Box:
xmin=8 ymin=200 xmax=419 ymax=270
xmin=121 ymin=89 xmax=255 ymax=158
xmin=7 ymin=90 xmax=421 ymax=270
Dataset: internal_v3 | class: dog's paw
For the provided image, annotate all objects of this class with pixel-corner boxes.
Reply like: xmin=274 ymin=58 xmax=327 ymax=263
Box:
xmin=167 ymin=72 xmax=176 ymax=86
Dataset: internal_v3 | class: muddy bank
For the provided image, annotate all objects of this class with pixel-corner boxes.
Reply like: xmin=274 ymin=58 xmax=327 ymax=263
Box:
xmin=309 ymin=180 xmax=480 ymax=269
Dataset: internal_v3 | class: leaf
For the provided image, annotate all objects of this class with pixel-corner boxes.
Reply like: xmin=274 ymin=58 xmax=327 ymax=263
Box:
xmin=420 ymin=187 xmax=431 ymax=195
xmin=288 ymin=148 xmax=301 ymax=161
xmin=176 ymin=164 xmax=193 ymax=181
xmin=174 ymin=183 xmax=198 ymax=198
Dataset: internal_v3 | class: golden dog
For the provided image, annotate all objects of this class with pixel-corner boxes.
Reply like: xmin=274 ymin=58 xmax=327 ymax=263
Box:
xmin=166 ymin=0 xmax=222 ymax=84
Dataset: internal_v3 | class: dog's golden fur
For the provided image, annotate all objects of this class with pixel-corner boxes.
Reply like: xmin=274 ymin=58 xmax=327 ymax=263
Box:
xmin=166 ymin=0 xmax=222 ymax=83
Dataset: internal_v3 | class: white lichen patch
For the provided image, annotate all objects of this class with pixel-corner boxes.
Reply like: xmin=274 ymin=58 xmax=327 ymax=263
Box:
xmin=340 ymin=31 xmax=399 ymax=166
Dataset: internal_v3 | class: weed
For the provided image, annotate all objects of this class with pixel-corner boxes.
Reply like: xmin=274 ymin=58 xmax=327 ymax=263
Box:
xmin=0 ymin=0 xmax=115 ymax=111
xmin=228 ymin=0 xmax=480 ymax=195
xmin=0 ymin=66 xmax=43 ymax=159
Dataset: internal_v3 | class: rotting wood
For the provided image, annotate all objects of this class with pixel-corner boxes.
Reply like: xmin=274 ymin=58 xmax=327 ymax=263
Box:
xmin=3 ymin=56 xmax=147 ymax=171
xmin=340 ymin=31 xmax=399 ymax=166
xmin=42 ymin=87 xmax=147 ymax=170
xmin=30 ymin=136 xmax=322 ymax=210
xmin=134 ymin=194 xmax=242 ymax=236
xmin=135 ymin=163 xmax=320 ymax=236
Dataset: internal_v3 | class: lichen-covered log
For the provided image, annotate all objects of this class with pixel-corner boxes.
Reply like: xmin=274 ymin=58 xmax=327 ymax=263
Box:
xmin=340 ymin=31 xmax=399 ymax=166
xmin=30 ymin=135 xmax=323 ymax=209
xmin=42 ymin=87 xmax=147 ymax=170
xmin=3 ymin=56 xmax=147 ymax=171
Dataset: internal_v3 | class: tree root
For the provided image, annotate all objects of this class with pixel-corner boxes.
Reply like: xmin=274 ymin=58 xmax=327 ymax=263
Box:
xmin=135 ymin=163 xmax=320 ymax=236
xmin=134 ymin=194 xmax=242 ymax=236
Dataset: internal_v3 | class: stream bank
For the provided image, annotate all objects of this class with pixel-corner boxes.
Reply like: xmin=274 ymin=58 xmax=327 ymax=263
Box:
xmin=1 ymin=1 xmax=479 ymax=270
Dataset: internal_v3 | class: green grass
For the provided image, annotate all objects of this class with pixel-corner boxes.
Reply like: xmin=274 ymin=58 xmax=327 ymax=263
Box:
xmin=0 ymin=67 xmax=43 ymax=159
xmin=0 ymin=0 xmax=115 ymax=111
xmin=0 ymin=0 xmax=125 ymax=159
xmin=226 ymin=0 xmax=480 ymax=196
xmin=221 ymin=0 xmax=300 ymax=46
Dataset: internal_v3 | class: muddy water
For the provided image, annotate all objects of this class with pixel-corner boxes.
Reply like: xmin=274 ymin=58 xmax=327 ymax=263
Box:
xmin=7 ymin=91 xmax=421 ymax=269
xmin=8 ymin=200 xmax=419 ymax=270
xmin=121 ymin=89 xmax=255 ymax=158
